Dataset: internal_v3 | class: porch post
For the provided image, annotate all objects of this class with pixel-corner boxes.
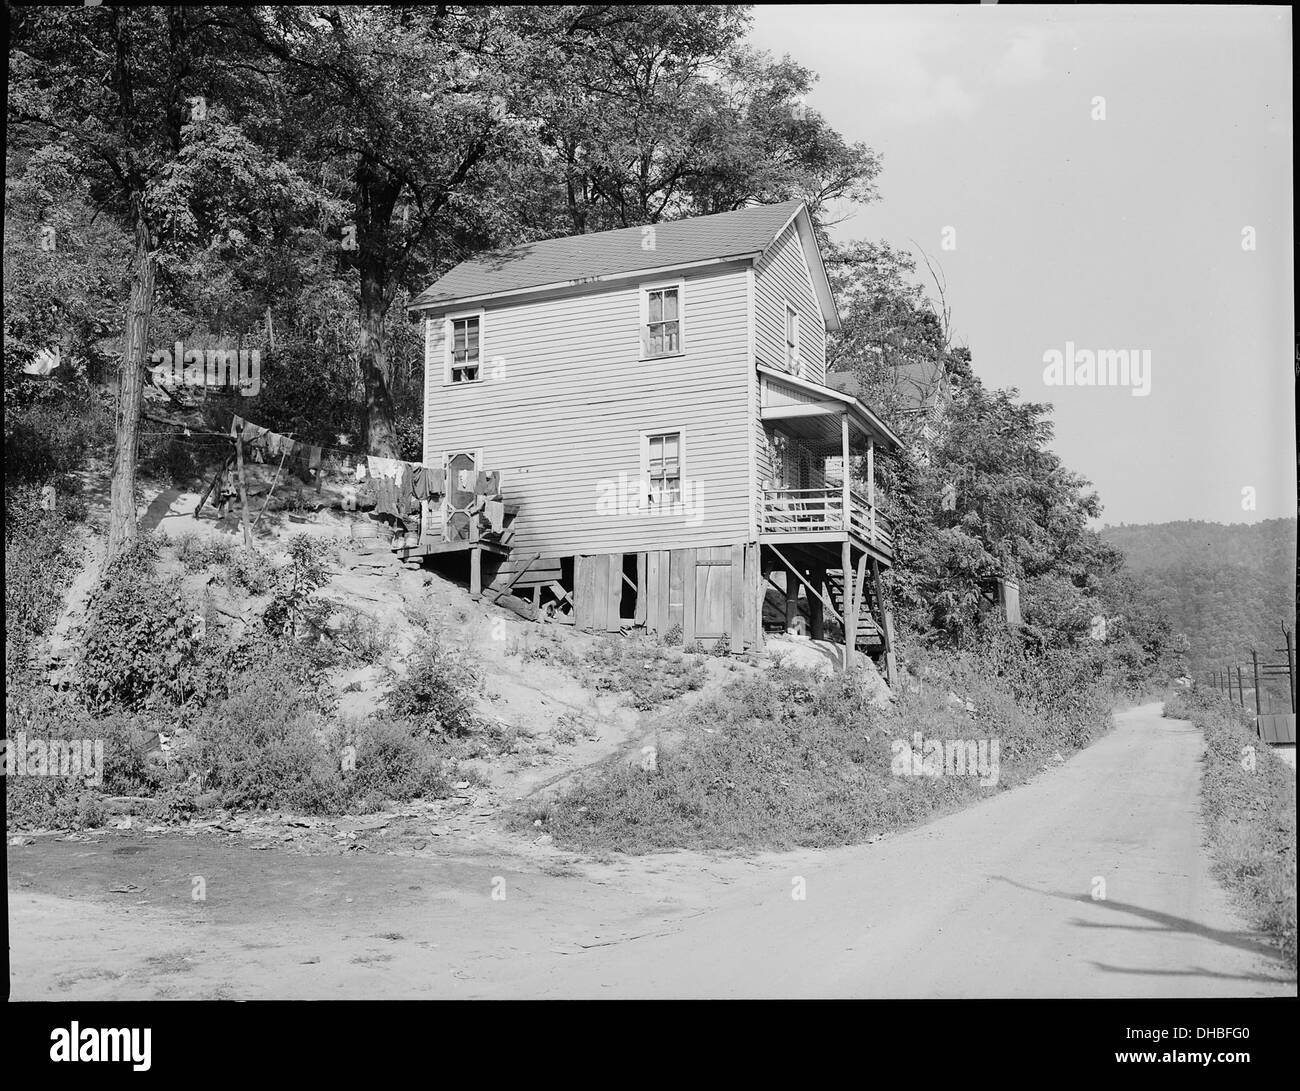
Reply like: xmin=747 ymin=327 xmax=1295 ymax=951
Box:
xmin=841 ymin=410 xmax=851 ymax=532
xmin=867 ymin=435 xmax=876 ymax=540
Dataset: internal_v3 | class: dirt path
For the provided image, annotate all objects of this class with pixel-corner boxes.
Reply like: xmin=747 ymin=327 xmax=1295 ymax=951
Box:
xmin=9 ymin=703 xmax=1295 ymax=998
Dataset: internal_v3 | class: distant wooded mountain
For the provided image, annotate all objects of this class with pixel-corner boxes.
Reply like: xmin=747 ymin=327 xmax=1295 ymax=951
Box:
xmin=1101 ymin=518 xmax=1297 ymax=682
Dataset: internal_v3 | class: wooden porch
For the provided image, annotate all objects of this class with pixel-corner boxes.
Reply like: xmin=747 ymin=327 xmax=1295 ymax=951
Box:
xmin=758 ymin=485 xmax=894 ymax=562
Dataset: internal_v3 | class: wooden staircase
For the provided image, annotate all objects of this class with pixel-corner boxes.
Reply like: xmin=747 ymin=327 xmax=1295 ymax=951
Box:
xmin=825 ymin=567 xmax=884 ymax=651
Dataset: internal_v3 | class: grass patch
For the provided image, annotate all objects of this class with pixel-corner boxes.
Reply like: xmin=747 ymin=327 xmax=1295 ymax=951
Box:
xmin=518 ymin=641 xmax=1119 ymax=856
xmin=1165 ymin=688 xmax=1296 ymax=969
xmin=578 ymin=635 xmax=706 ymax=710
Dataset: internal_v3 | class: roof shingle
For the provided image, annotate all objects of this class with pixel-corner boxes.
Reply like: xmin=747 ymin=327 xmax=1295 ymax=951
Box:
xmin=411 ymin=200 xmax=806 ymax=310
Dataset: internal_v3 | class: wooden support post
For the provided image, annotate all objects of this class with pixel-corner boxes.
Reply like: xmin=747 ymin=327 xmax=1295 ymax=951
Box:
xmin=1252 ymin=649 xmax=1262 ymax=716
xmin=853 ymin=552 xmax=868 ymax=627
xmin=1236 ymin=666 xmax=1246 ymax=707
xmin=840 ymin=411 xmax=851 ymax=533
xmin=842 ymin=539 xmax=855 ymax=672
xmin=870 ymin=556 xmax=894 ymax=686
xmin=784 ymin=568 xmax=799 ymax=631
xmin=469 ymin=546 xmax=482 ymax=600
xmin=867 ymin=435 xmax=876 ymax=539
xmin=747 ymin=543 xmax=762 ymax=649
xmin=808 ymin=564 xmax=825 ymax=640
xmin=233 ymin=426 xmax=252 ymax=547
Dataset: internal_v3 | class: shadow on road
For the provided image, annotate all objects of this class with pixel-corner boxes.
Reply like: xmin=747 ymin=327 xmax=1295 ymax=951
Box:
xmin=990 ymin=874 xmax=1295 ymax=982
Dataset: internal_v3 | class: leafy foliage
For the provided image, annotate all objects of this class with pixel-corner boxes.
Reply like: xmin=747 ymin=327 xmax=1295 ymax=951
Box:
xmin=78 ymin=535 xmax=203 ymax=711
xmin=383 ymin=637 xmax=483 ymax=737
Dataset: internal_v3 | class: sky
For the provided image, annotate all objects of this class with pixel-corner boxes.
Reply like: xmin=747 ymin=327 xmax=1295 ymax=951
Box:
xmin=745 ymin=4 xmax=1294 ymax=527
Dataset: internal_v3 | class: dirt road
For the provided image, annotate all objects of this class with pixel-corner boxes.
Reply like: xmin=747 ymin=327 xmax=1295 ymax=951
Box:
xmin=9 ymin=703 xmax=1295 ymax=998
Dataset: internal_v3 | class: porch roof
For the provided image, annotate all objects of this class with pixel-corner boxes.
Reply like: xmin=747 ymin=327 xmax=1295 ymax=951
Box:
xmin=757 ymin=365 xmax=902 ymax=453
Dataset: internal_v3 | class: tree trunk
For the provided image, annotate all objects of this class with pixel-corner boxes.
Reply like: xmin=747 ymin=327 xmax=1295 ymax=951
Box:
xmin=359 ymin=272 xmax=399 ymax=458
xmin=106 ymin=205 xmax=155 ymax=566
xmin=354 ymin=160 xmax=401 ymax=458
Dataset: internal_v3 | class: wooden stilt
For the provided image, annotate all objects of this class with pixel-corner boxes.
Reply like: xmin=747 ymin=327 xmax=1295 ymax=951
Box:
xmin=842 ymin=540 xmax=855 ymax=671
xmin=871 ymin=557 xmax=895 ymax=686
xmin=809 ymin=564 xmax=825 ymax=640
xmin=469 ymin=546 xmax=482 ymax=600
xmin=784 ymin=568 xmax=799 ymax=631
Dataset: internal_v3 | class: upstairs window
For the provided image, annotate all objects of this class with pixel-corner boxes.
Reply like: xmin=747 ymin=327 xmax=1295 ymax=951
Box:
xmin=785 ymin=303 xmax=800 ymax=373
xmin=642 ymin=284 xmax=683 ymax=358
xmin=644 ymin=431 xmax=683 ymax=507
xmin=449 ymin=315 xmax=481 ymax=383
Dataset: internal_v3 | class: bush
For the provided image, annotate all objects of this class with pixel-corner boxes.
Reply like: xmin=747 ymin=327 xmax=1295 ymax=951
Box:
xmin=4 ymin=689 xmax=120 ymax=829
xmin=78 ymin=535 xmax=204 ymax=711
xmin=4 ymin=485 xmax=85 ymax=676
xmin=227 ymin=547 xmax=277 ymax=594
xmin=183 ymin=660 xmax=342 ymax=813
xmin=175 ymin=532 xmax=236 ymax=570
xmin=335 ymin=716 xmax=455 ymax=812
xmin=3 ymin=394 xmax=113 ymax=485
xmin=383 ymin=636 xmax=482 ymax=736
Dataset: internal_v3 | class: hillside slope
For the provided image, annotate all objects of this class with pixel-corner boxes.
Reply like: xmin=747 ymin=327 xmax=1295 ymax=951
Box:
xmin=1101 ymin=518 xmax=1296 ymax=683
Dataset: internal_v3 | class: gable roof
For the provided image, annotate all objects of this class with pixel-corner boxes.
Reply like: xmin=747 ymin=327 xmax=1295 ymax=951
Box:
xmin=410 ymin=200 xmax=838 ymax=327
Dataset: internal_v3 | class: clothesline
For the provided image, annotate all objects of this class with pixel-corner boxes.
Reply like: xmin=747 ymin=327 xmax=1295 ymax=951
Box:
xmin=228 ymin=413 xmax=419 ymax=470
xmin=229 ymin=413 xmax=503 ymax=523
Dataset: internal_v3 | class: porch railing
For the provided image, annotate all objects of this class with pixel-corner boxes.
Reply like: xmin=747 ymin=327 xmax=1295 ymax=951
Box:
xmin=760 ymin=487 xmax=893 ymax=555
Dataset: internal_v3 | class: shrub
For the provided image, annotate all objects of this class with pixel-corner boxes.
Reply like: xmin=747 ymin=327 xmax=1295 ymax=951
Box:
xmin=261 ymin=535 xmax=335 ymax=639
xmin=183 ymin=662 xmax=342 ymax=813
xmin=4 ymin=485 xmax=85 ymax=675
xmin=3 ymin=394 xmax=113 ymax=484
xmin=227 ymin=547 xmax=277 ymax=594
xmin=335 ymin=716 xmax=455 ymax=811
xmin=78 ymin=535 xmax=203 ymax=711
xmin=383 ymin=636 xmax=482 ymax=736
xmin=175 ymin=532 xmax=236 ymax=570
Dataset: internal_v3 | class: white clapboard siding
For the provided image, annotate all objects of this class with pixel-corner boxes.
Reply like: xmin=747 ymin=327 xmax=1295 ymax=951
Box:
xmin=423 ymin=262 xmax=753 ymax=559
xmin=753 ymin=221 xmax=828 ymax=385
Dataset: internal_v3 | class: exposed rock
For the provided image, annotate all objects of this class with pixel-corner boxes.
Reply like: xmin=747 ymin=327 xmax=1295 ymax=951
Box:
xmin=764 ymin=637 xmax=894 ymax=710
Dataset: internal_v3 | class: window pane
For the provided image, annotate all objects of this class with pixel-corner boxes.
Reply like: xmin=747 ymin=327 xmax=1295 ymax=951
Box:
xmin=662 ymin=289 xmax=678 ymax=321
xmin=648 ymin=292 xmax=662 ymax=323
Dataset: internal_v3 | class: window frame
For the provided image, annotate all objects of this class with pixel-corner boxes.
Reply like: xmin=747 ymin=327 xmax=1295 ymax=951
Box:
xmin=784 ymin=300 xmax=800 ymax=375
xmin=443 ymin=308 xmax=486 ymax=386
xmin=639 ymin=279 xmax=686 ymax=361
xmin=639 ymin=428 xmax=687 ymax=513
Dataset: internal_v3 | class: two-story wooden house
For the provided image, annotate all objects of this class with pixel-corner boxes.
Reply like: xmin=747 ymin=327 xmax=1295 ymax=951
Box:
xmin=409 ymin=200 xmax=900 ymax=679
